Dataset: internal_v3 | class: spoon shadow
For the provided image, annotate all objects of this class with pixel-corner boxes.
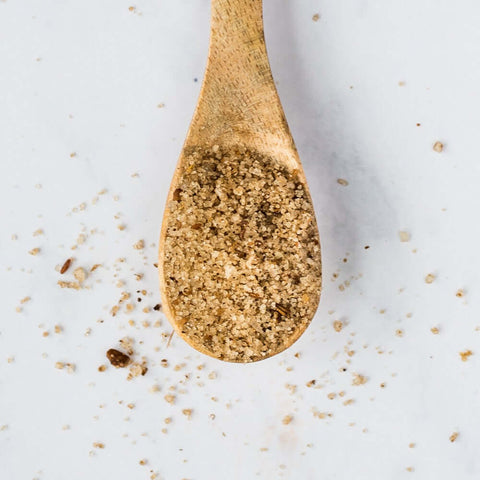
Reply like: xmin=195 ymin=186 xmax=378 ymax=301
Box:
xmin=265 ymin=2 xmax=396 ymax=286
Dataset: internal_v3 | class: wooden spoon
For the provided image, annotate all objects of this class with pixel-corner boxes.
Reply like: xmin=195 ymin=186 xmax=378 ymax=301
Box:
xmin=158 ymin=0 xmax=322 ymax=362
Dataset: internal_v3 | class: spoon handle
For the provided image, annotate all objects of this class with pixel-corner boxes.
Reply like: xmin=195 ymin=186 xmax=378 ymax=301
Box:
xmin=187 ymin=0 xmax=294 ymax=157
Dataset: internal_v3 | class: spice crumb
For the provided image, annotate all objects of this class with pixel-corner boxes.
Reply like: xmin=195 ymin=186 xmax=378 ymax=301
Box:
xmin=133 ymin=239 xmax=144 ymax=250
xmin=431 ymin=327 xmax=440 ymax=335
xmin=29 ymin=248 xmax=40 ymax=256
xmin=433 ymin=141 xmax=444 ymax=153
xmin=425 ymin=273 xmax=435 ymax=284
xmin=333 ymin=320 xmax=343 ymax=332
xmin=398 ymin=231 xmax=410 ymax=242
xmin=164 ymin=394 xmax=176 ymax=404
xmin=352 ymin=373 xmax=367 ymax=385
xmin=449 ymin=432 xmax=459 ymax=443
xmin=456 ymin=289 xmax=465 ymax=298
xmin=312 ymin=13 xmax=320 ymax=21
xmin=73 ymin=267 xmax=87 ymax=283
xmin=459 ymin=350 xmax=472 ymax=362
xmin=182 ymin=409 xmax=193 ymax=419
xmin=337 ymin=178 xmax=349 ymax=186
xmin=282 ymin=415 xmax=293 ymax=425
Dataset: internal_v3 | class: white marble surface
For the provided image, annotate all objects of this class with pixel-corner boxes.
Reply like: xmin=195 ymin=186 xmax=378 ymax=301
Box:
xmin=1 ymin=1 xmax=480 ymax=479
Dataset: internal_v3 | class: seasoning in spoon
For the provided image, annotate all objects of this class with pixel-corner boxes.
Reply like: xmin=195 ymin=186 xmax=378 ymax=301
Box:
xmin=162 ymin=146 xmax=322 ymax=362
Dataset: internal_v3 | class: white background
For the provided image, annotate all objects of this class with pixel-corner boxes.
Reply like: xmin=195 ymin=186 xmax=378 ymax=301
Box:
xmin=1 ymin=1 xmax=480 ymax=479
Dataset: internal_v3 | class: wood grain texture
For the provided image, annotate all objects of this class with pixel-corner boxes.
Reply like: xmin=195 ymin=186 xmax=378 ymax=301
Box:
xmin=158 ymin=0 xmax=322 ymax=361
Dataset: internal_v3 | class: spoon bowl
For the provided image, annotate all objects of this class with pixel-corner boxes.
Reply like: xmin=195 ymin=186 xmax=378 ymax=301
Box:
xmin=159 ymin=0 xmax=322 ymax=362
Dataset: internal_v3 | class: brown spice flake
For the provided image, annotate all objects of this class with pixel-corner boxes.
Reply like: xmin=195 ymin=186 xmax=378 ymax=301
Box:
xmin=449 ymin=432 xmax=459 ymax=443
xmin=93 ymin=442 xmax=105 ymax=449
xmin=312 ymin=13 xmax=320 ymax=21
xmin=29 ymin=248 xmax=40 ymax=256
xmin=60 ymin=258 xmax=72 ymax=274
xmin=431 ymin=327 xmax=440 ymax=335
xmin=459 ymin=350 xmax=472 ymax=362
xmin=433 ymin=141 xmax=444 ymax=153
xmin=164 ymin=394 xmax=176 ymax=404
xmin=106 ymin=349 xmax=131 ymax=368
xmin=425 ymin=273 xmax=435 ymax=284
xmin=456 ymin=289 xmax=465 ymax=298
xmin=98 ymin=365 xmax=107 ymax=372
xmin=333 ymin=320 xmax=343 ymax=332
xmin=20 ymin=296 xmax=31 ymax=304
xmin=398 ymin=231 xmax=411 ymax=242
xmin=337 ymin=178 xmax=349 ymax=186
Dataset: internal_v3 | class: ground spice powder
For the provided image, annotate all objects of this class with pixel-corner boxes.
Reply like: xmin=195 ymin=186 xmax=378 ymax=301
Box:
xmin=163 ymin=146 xmax=322 ymax=362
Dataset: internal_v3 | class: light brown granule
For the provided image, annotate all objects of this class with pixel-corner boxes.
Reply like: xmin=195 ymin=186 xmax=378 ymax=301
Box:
xmin=127 ymin=363 xmax=148 ymax=379
xmin=73 ymin=267 xmax=86 ymax=283
xmin=343 ymin=399 xmax=355 ymax=406
xmin=456 ymin=289 xmax=465 ymax=298
xmin=182 ymin=409 xmax=193 ymax=419
xmin=54 ymin=325 xmax=62 ymax=334
xmin=312 ymin=13 xmax=320 ymax=21
xmin=327 ymin=392 xmax=336 ymax=400
xmin=119 ymin=337 xmax=134 ymax=355
xmin=149 ymin=385 xmax=160 ymax=393
xmin=93 ymin=442 xmax=105 ymax=449
xmin=98 ymin=365 xmax=107 ymax=372
xmin=106 ymin=349 xmax=130 ymax=368
xmin=133 ymin=239 xmax=144 ymax=250
xmin=282 ymin=415 xmax=293 ymax=425
xmin=55 ymin=362 xmax=64 ymax=370
xmin=431 ymin=327 xmax=440 ymax=335
xmin=33 ymin=228 xmax=43 ymax=236
xmin=57 ymin=280 xmax=81 ymax=290
xmin=352 ymin=373 xmax=368 ymax=385
xmin=60 ymin=258 xmax=72 ymax=274
xmin=164 ymin=394 xmax=176 ymax=404
xmin=409 ymin=443 xmax=415 ymax=448
xmin=449 ymin=432 xmax=459 ymax=442
xmin=162 ymin=147 xmax=322 ymax=362
xmin=398 ymin=231 xmax=411 ymax=242
xmin=395 ymin=329 xmax=404 ymax=337
xmin=337 ymin=178 xmax=349 ymax=186
xmin=406 ymin=467 xmax=415 ymax=472
xmin=459 ymin=350 xmax=472 ymax=362
xmin=20 ymin=296 xmax=31 ymax=304
xmin=433 ymin=141 xmax=444 ymax=153
xmin=333 ymin=320 xmax=343 ymax=332
xmin=29 ymin=248 xmax=40 ymax=256
xmin=425 ymin=273 xmax=435 ymax=284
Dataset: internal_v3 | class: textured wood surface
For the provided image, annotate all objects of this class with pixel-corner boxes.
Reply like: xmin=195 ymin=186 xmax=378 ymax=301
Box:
xmin=158 ymin=0 xmax=322 ymax=361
